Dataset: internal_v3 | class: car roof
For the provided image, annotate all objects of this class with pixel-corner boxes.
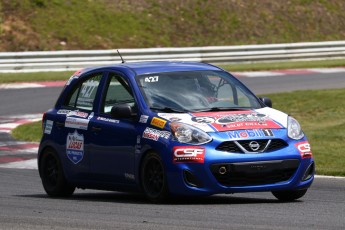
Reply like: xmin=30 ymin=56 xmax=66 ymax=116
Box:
xmin=84 ymin=61 xmax=223 ymax=76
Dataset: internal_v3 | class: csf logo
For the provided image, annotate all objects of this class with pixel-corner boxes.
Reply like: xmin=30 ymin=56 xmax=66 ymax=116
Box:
xmin=173 ymin=147 xmax=205 ymax=163
xmin=295 ymin=141 xmax=312 ymax=159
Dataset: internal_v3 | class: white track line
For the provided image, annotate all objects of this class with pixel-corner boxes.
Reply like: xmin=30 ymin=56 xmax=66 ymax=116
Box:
xmin=0 ymin=159 xmax=37 ymax=169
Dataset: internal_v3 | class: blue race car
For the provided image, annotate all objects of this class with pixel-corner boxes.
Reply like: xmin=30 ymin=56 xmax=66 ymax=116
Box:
xmin=39 ymin=61 xmax=314 ymax=202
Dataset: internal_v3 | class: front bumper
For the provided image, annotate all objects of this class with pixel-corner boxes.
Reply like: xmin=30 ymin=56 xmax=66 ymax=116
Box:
xmin=164 ymin=135 xmax=315 ymax=196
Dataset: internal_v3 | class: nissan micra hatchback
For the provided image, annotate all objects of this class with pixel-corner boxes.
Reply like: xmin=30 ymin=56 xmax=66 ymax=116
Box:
xmin=39 ymin=61 xmax=314 ymax=202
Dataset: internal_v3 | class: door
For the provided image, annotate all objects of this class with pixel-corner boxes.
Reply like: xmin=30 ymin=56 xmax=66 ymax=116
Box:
xmin=88 ymin=72 xmax=137 ymax=184
xmin=56 ymin=72 xmax=103 ymax=180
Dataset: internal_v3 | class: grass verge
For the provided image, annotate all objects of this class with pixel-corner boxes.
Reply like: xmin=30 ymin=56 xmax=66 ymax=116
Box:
xmin=0 ymin=71 xmax=73 ymax=83
xmin=1 ymin=59 xmax=345 ymax=83
xmin=12 ymin=121 xmax=42 ymax=142
xmin=11 ymin=88 xmax=345 ymax=176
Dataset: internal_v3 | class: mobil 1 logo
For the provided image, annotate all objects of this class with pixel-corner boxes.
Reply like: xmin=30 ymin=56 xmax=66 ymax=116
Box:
xmin=228 ymin=129 xmax=274 ymax=139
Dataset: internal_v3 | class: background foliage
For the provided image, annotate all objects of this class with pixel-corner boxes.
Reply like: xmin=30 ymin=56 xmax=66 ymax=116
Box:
xmin=1 ymin=0 xmax=345 ymax=51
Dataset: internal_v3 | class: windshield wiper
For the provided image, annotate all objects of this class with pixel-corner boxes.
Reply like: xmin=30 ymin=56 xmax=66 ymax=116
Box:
xmin=149 ymin=106 xmax=187 ymax=113
xmin=192 ymin=107 xmax=252 ymax=112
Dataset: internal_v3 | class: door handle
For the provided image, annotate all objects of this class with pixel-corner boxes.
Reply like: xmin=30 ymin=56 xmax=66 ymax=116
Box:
xmin=92 ymin=126 xmax=102 ymax=132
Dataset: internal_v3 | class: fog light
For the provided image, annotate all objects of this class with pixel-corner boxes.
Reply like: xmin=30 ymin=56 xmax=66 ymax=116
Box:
xmin=219 ymin=166 xmax=227 ymax=175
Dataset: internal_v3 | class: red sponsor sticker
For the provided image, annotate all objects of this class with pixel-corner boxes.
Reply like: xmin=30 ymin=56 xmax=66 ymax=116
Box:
xmin=191 ymin=111 xmax=282 ymax=131
xmin=295 ymin=141 xmax=312 ymax=158
xmin=173 ymin=147 xmax=205 ymax=163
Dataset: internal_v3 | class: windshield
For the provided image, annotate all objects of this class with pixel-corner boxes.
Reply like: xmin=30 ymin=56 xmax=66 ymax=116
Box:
xmin=137 ymin=70 xmax=262 ymax=112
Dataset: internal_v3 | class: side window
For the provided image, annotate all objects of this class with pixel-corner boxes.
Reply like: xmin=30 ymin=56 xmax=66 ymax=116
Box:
xmin=65 ymin=73 xmax=102 ymax=111
xmin=102 ymin=73 xmax=135 ymax=113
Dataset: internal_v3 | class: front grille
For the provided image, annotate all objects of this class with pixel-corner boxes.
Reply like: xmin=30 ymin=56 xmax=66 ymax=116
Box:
xmin=266 ymin=139 xmax=288 ymax=152
xmin=216 ymin=139 xmax=288 ymax=153
xmin=210 ymin=159 xmax=299 ymax=186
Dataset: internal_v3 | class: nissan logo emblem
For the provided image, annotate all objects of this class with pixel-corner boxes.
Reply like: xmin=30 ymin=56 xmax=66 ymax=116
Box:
xmin=249 ymin=141 xmax=260 ymax=151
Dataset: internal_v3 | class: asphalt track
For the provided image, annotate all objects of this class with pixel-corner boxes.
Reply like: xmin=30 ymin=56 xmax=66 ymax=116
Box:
xmin=0 ymin=71 xmax=345 ymax=229
xmin=0 ymin=168 xmax=344 ymax=230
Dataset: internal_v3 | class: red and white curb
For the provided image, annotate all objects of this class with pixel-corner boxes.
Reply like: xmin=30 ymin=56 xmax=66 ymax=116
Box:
xmin=0 ymin=114 xmax=42 ymax=133
xmin=0 ymin=114 xmax=42 ymax=169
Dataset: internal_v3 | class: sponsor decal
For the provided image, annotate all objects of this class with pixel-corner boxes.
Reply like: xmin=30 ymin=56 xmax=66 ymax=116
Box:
xmin=215 ymin=113 xmax=268 ymax=124
xmin=150 ymin=117 xmax=167 ymax=129
xmin=295 ymin=141 xmax=312 ymax=158
xmin=57 ymin=109 xmax=71 ymax=115
xmin=72 ymin=69 xmax=83 ymax=77
xmin=67 ymin=110 xmax=89 ymax=118
xmin=168 ymin=117 xmax=182 ymax=122
xmin=228 ymin=129 xmax=274 ymax=139
xmin=44 ymin=120 xmax=54 ymax=134
xmin=139 ymin=115 xmax=149 ymax=123
xmin=96 ymin=116 xmax=119 ymax=123
xmin=158 ymin=113 xmax=214 ymax=132
xmin=142 ymin=127 xmax=170 ymax=141
xmin=66 ymin=130 xmax=84 ymax=164
xmin=173 ymin=147 xmax=205 ymax=163
xmin=191 ymin=111 xmax=282 ymax=131
xmin=66 ymin=76 xmax=78 ymax=86
xmin=66 ymin=69 xmax=83 ymax=85
xmin=191 ymin=116 xmax=215 ymax=124
xmin=65 ymin=117 xmax=89 ymax=130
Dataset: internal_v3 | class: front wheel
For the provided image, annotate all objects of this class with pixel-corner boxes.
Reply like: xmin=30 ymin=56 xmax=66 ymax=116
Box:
xmin=141 ymin=151 xmax=169 ymax=202
xmin=39 ymin=148 xmax=75 ymax=197
xmin=272 ymin=189 xmax=308 ymax=202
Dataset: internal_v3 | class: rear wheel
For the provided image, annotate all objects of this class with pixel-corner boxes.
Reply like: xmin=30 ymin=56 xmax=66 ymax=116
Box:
xmin=141 ymin=151 xmax=169 ymax=202
xmin=39 ymin=148 xmax=75 ymax=197
xmin=272 ymin=189 xmax=308 ymax=202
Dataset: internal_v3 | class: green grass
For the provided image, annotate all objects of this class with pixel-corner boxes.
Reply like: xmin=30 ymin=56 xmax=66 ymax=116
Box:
xmin=0 ymin=71 xmax=73 ymax=83
xmin=1 ymin=58 xmax=345 ymax=84
xmin=12 ymin=121 xmax=42 ymax=142
xmin=264 ymin=88 xmax=345 ymax=176
xmin=11 ymin=88 xmax=345 ymax=176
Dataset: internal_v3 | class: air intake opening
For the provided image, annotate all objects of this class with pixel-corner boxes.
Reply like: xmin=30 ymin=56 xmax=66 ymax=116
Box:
xmin=302 ymin=162 xmax=315 ymax=181
xmin=183 ymin=170 xmax=203 ymax=188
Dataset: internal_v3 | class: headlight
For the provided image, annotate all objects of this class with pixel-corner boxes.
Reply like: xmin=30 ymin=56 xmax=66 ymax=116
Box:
xmin=287 ymin=116 xmax=304 ymax=140
xmin=170 ymin=122 xmax=212 ymax=145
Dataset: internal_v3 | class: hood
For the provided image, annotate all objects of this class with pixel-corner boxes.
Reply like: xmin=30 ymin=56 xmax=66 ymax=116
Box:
xmin=158 ymin=107 xmax=288 ymax=133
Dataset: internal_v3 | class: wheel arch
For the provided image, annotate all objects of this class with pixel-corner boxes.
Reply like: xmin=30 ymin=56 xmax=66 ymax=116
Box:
xmin=137 ymin=147 xmax=168 ymax=189
xmin=38 ymin=145 xmax=58 ymax=175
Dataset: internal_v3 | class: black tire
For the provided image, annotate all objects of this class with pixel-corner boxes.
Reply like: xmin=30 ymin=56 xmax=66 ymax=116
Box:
xmin=272 ymin=189 xmax=308 ymax=202
xmin=141 ymin=151 xmax=169 ymax=202
xmin=39 ymin=148 xmax=75 ymax=197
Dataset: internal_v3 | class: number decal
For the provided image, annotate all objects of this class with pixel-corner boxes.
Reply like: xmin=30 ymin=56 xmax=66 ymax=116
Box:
xmin=144 ymin=76 xmax=159 ymax=83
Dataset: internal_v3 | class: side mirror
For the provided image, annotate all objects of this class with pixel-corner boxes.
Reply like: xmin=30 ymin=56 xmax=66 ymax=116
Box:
xmin=259 ymin=97 xmax=272 ymax=108
xmin=110 ymin=104 xmax=133 ymax=118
